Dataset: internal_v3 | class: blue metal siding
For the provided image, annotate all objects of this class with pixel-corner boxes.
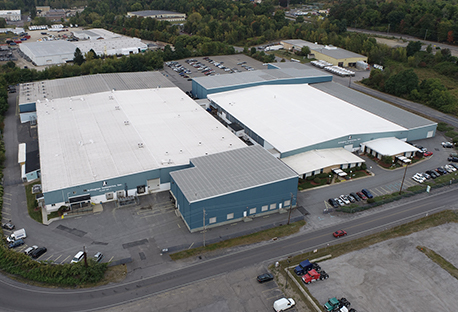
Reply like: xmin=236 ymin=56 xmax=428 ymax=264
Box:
xmin=176 ymin=177 xmax=298 ymax=231
xmin=19 ymin=102 xmax=36 ymax=113
xmin=406 ymin=124 xmax=436 ymax=141
xmin=192 ymin=75 xmax=332 ymax=100
xmin=43 ymin=164 xmax=189 ymax=205
xmin=280 ymin=130 xmax=410 ymax=158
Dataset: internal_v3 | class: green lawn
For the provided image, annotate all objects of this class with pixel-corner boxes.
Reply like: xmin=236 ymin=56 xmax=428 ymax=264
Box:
xmin=25 ymin=182 xmax=42 ymax=223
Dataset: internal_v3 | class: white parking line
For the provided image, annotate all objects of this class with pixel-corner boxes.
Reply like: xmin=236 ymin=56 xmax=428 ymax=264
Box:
xmin=60 ymin=255 xmax=70 ymax=264
xmin=54 ymin=255 xmax=62 ymax=262
xmin=108 ymin=256 xmax=114 ymax=263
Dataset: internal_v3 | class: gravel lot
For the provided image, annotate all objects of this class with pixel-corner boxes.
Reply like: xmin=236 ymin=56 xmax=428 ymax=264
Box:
xmin=307 ymin=222 xmax=458 ymax=312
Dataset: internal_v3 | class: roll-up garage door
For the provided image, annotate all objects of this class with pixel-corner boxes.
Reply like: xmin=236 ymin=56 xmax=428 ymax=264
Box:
xmin=147 ymin=178 xmax=160 ymax=193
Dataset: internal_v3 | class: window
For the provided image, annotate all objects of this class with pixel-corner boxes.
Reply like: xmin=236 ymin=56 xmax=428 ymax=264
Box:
xmin=262 ymin=205 xmax=268 ymax=212
xmin=249 ymin=208 xmax=256 ymax=215
xmin=209 ymin=217 xmax=216 ymax=224
xmin=270 ymin=203 xmax=277 ymax=210
xmin=227 ymin=213 xmax=234 ymax=220
xmin=284 ymin=200 xmax=291 ymax=207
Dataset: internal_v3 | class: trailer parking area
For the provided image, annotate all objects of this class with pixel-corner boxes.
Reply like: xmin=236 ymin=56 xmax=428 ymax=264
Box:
xmin=306 ymin=222 xmax=458 ymax=312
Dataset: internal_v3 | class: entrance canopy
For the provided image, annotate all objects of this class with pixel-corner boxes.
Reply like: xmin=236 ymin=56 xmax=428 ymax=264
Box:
xmin=281 ymin=148 xmax=364 ymax=176
xmin=362 ymin=137 xmax=419 ymax=156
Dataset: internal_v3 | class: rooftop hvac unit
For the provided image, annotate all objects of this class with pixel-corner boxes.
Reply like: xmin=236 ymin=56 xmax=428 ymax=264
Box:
xmin=124 ymin=120 xmax=129 ymax=125
xmin=138 ymin=143 xmax=144 ymax=148
xmin=115 ymin=106 xmax=120 ymax=110
xmin=109 ymin=96 xmax=114 ymax=100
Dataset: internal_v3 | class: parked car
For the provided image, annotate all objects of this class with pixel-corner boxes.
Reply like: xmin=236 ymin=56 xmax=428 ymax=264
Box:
xmin=31 ymin=247 xmax=47 ymax=259
xmin=450 ymin=163 xmax=458 ymax=170
xmin=24 ymin=245 xmax=38 ymax=255
xmin=328 ymin=198 xmax=339 ymax=208
xmin=426 ymin=170 xmax=439 ymax=179
xmin=256 ymin=272 xmax=274 ymax=283
xmin=273 ymin=298 xmax=295 ymax=312
xmin=448 ymin=157 xmax=458 ymax=162
xmin=94 ymin=252 xmax=104 ymax=263
xmin=335 ymin=198 xmax=345 ymax=207
xmin=412 ymin=173 xmax=425 ymax=183
xmin=361 ymin=189 xmax=373 ymax=199
xmin=71 ymin=251 xmax=84 ymax=264
xmin=349 ymin=192 xmax=361 ymax=202
xmin=436 ymin=167 xmax=447 ymax=175
xmin=333 ymin=230 xmax=347 ymax=238
xmin=2 ymin=222 xmax=15 ymax=230
xmin=339 ymin=195 xmax=350 ymax=205
xmin=421 ymin=172 xmax=431 ymax=179
xmin=356 ymin=191 xmax=367 ymax=200
xmin=346 ymin=194 xmax=356 ymax=203
xmin=442 ymin=141 xmax=454 ymax=148
xmin=423 ymin=151 xmax=433 ymax=157
xmin=8 ymin=239 xmax=25 ymax=249
xmin=450 ymin=152 xmax=458 ymax=158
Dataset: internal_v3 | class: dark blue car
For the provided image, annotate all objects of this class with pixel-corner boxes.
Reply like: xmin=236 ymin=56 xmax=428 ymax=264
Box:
xmin=8 ymin=239 xmax=24 ymax=249
xmin=361 ymin=189 xmax=373 ymax=199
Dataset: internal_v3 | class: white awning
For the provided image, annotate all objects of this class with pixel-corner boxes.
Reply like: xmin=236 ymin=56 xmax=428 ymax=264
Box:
xmin=281 ymin=148 xmax=364 ymax=176
xmin=362 ymin=137 xmax=419 ymax=156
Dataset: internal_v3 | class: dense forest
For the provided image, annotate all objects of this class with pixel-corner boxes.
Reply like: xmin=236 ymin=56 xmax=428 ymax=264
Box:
xmin=329 ymin=0 xmax=457 ymax=43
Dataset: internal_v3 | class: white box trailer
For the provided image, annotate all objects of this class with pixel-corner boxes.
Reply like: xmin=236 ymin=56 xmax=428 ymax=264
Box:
xmin=356 ymin=61 xmax=370 ymax=70
xmin=6 ymin=228 xmax=27 ymax=242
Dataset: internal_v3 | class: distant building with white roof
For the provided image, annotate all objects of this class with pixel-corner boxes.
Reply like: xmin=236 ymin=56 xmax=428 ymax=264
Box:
xmin=127 ymin=10 xmax=186 ymax=22
xmin=0 ymin=10 xmax=21 ymax=21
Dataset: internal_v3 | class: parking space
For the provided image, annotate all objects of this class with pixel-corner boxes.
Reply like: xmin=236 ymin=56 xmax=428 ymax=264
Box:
xmin=100 ymin=264 xmax=300 ymax=312
xmin=161 ymin=54 xmax=266 ymax=96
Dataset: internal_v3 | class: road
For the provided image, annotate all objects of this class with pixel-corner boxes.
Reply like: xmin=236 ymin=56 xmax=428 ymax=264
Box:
xmin=0 ymin=185 xmax=456 ymax=311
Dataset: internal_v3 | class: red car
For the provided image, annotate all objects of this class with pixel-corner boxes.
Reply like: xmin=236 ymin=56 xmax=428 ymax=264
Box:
xmin=356 ymin=191 xmax=367 ymax=200
xmin=423 ymin=151 xmax=433 ymax=157
xmin=333 ymin=230 xmax=347 ymax=238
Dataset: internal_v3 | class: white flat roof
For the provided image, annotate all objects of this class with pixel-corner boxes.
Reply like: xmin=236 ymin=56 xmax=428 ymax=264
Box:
xmin=208 ymin=84 xmax=407 ymax=154
xmin=37 ymin=88 xmax=246 ymax=192
xmin=281 ymin=148 xmax=364 ymax=175
xmin=362 ymin=137 xmax=419 ymax=156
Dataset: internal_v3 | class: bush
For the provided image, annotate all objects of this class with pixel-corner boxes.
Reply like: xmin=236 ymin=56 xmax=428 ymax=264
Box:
xmin=313 ymin=177 xmax=321 ymax=184
xmin=437 ymin=122 xmax=454 ymax=132
xmin=367 ymin=198 xmax=375 ymax=204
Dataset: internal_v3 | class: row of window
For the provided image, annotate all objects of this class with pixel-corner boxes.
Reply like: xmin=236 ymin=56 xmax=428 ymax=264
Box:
xmin=207 ymin=200 xmax=291 ymax=224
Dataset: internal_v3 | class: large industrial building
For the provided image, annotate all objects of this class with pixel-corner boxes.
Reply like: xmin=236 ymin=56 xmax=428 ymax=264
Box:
xmin=194 ymin=62 xmax=435 ymax=177
xmin=18 ymin=29 xmax=147 ymax=66
xmin=18 ymin=60 xmax=437 ymax=231
xmin=0 ymin=10 xmax=21 ymax=21
xmin=281 ymin=39 xmax=367 ymax=67
xmin=127 ymin=10 xmax=186 ymax=22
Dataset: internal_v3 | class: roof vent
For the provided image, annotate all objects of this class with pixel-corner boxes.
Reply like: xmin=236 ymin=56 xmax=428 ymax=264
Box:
xmin=138 ymin=143 xmax=144 ymax=148
xmin=109 ymin=95 xmax=114 ymax=100
xmin=198 ymin=141 xmax=201 ymax=146
xmin=124 ymin=120 xmax=129 ymax=125
xmin=115 ymin=106 xmax=120 ymax=110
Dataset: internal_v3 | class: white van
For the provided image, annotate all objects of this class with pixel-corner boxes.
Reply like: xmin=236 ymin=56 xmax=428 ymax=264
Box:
xmin=273 ymin=298 xmax=296 ymax=312
xmin=71 ymin=251 xmax=84 ymax=264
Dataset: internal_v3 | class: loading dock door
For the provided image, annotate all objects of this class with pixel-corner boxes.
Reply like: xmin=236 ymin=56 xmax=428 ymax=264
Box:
xmin=147 ymin=178 xmax=160 ymax=193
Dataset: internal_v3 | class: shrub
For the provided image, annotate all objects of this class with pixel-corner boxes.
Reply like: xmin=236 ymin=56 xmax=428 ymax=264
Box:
xmin=313 ymin=177 xmax=321 ymax=184
xmin=367 ymin=198 xmax=375 ymax=204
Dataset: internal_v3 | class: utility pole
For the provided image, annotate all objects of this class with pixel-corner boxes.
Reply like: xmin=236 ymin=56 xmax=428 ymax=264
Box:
xmin=399 ymin=162 xmax=409 ymax=195
xmin=203 ymin=208 xmax=206 ymax=247
xmin=424 ymin=29 xmax=428 ymax=40
xmin=287 ymin=193 xmax=294 ymax=225
xmin=83 ymin=245 xmax=88 ymax=268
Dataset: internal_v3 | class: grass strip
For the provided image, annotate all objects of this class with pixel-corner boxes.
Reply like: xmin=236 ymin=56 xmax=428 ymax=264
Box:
xmin=25 ymin=181 xmax=42 ymax=223
xmin=170 ymin=220 xmax=306 ymax=260
xmin=417 ymin=246 xmax=458 ymax=280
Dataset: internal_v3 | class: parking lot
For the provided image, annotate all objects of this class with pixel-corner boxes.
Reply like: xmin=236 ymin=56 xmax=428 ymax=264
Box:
xmin=100 ymin=264 xmax=300 ymax=312
xmin=305 ymin=222 xmax=458 ymax=312
xmin=161 ymin=54 xmax=267 ymax=97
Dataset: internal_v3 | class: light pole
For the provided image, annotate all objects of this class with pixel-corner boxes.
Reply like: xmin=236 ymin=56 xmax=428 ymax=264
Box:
xmin=399 ymin=161 xmax=409 ymax=195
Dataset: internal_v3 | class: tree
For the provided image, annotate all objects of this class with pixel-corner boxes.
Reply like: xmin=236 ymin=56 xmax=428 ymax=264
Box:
xmin=385 ymin=69 xmax=419 ymax=96
xmin=301 ymin=46 xmax=310 ymax=56
xmin=406 ymin=41 xmax=422 ymax=57
xmin=296 ymin=16 xmax=304 ymax=23
xmin=73 ymin=48 xmax=85 ymax=65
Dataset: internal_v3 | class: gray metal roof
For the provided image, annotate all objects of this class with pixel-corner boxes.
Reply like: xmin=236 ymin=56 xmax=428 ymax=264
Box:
xmin=170 ymin=145 xmax=297 ymax=202
xmin=19 ymin=72 xmax=175 ymax=105
xmin=20 ymin=41 xmax=76 ymax=57
xmin=194 ymin=65 xmax=331 ymax=90
xmin=311 ymin=82 xmax=436 ymax=129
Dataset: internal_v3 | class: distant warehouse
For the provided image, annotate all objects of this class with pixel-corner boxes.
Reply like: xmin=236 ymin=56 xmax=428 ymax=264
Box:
xmin=127 ymin=10 xmax=186 ymax=22
xmin=281 ymin=39 xmax=367 ymax=67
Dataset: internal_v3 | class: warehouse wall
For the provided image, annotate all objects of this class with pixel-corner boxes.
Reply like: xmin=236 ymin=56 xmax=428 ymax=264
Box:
xmin=43 ymin=164 xmax=189 ymax=212
xmin=172 ymin=176 xmax=298 ymax=232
